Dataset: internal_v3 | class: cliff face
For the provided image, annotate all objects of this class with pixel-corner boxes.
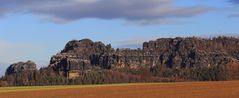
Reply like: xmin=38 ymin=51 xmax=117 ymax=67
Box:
xmin=143 ymin=37 xmax=239 ymax=68
xmin=49 ymin=37 xmax=239 ymax=77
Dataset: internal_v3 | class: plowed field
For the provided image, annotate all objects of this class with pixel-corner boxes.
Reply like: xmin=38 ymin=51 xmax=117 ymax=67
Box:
xmin=1 ymin=81 xmax=239 ymax=98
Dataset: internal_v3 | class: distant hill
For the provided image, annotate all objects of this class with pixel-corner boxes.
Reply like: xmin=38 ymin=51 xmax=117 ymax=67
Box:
xmin=1 ymin=36 xmax=239 ymax=86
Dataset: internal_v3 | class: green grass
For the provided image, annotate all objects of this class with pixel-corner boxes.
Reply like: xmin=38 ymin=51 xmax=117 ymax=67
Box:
xmin=0 ymin=83 xmax=168 ymax=93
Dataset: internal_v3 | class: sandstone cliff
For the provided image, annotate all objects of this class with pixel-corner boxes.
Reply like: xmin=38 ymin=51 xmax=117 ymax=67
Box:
xmin=49 ymin=37 xmax=239 ymax=78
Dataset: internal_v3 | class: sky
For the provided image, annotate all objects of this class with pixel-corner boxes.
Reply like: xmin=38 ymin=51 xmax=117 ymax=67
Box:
xmin=0 ymin=0 xmax=239 ymax=76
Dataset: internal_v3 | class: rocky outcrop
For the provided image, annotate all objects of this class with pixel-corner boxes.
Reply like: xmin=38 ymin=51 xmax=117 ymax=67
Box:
xmin=49 ymin=39 xmax=112 ymax=76
xmin=142 ymin=37 xmax=238 ymax=68
xmin=1 ymin=36 xmax=239 ymax=86
xmin=5 ymin=60 xmax=37 ymax=75
xmin=49 ymin=37 xmax=239 ymax=78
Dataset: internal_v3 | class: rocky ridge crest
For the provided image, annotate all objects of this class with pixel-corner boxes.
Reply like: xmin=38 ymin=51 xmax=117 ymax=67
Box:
xmin=49 ymin=37 xmax=239 ymax=77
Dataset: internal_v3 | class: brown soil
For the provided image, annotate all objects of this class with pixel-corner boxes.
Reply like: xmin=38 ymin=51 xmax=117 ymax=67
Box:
xmin=1 ymin=81 xmax=239 ymax=98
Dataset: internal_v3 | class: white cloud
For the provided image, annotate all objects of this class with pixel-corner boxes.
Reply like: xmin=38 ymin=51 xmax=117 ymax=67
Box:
xmin=0 ymin=0 xmax=211 ymax=24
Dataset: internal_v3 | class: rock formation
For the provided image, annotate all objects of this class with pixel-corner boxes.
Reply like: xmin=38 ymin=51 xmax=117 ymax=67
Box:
xmin=1 ymin=36 xmax=239 ymax=86
xmin=49 ymin=37 xmax=239 ymax=78
xmin=5 ymin=60 xmax=37 ymax=75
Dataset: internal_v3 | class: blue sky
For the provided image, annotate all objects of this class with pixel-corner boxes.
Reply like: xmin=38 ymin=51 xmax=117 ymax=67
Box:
xmin=0 ymin=0 xmax=239 ymax=76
